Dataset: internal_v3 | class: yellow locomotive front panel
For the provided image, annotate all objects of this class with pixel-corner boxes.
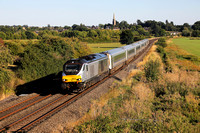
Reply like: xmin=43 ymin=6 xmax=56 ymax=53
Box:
xmin=62 ymin=75 xmax=82 ymax=83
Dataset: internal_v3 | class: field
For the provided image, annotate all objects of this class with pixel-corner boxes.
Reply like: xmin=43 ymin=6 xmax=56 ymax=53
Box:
xmin=172 ymin=38 xmax=200 ymax=57
xmin=87 ymin=42 xmax=125 ymax=53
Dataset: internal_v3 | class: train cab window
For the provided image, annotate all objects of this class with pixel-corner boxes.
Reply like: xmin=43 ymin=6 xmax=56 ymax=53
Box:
xmin=83 ymin=65 xmax=85 ymax=71
xmin=64 ymin=64 xmax=81 ymax=75
xmin=86 ymin=65 xmax=88 ymax=71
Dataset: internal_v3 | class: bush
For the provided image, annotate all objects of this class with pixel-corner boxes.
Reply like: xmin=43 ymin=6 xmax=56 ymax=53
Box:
xmin=157 ymin=46 xmax=172 ymax=72
xmin=17 ymin=37 xmax=91 ymax=82
xmin=144 ymin=59 xmax=160 ymax=82
xmin=5 ymin=42 xmax=24 ymax=56
xmin=0 ymin=68 xmax=12 ymax=88
xmin=156 ymin=38 xmax=167 ymax=47
xmin=0 ymin=31 xmax=6 ymax=40
xmin=0 ymin=46 xmax=14 ymax=68
xmin=25 ymin=31 xmax=37 ymax=39
xmin=17 ymin=43 xmax=69 ymax=81
xmin=0 ymin=68 xmax=13 ymax=98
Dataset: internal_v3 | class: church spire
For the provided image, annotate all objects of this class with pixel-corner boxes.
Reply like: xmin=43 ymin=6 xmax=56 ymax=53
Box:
xmin=113 ymin=13 xmax=116 ymax=26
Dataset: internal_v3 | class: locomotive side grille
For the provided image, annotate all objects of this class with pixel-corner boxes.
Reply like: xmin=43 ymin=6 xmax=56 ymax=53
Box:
xmin=90 ymin=65 xmax=94 ymax=77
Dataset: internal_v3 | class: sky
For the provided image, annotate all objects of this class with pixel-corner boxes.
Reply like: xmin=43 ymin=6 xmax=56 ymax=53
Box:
xmin=0 ymin=0 xmax=199 ymax=26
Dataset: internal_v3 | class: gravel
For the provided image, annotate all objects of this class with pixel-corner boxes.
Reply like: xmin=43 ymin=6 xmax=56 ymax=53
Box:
xmin=29 ymin=43 xmax=153 ymax=133
xmin=0 ymin=40 xmax=155 ymax=133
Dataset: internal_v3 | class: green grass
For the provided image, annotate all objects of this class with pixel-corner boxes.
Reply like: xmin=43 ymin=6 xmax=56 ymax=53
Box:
xmin=172 ymin=38 xmax=200 ymax=57
xmin=87 ymin=42 xmax=125 ymax=53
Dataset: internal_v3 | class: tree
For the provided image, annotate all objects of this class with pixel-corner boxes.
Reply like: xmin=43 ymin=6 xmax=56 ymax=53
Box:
xmin=151 ymin=25 xmax=166 ymax=37
xmin=191 ymin=30 xmax=200 ymax=37
xmin=119 ymin=21 xmax=129 ymax=30
xmin=183 ymin=23 xmax=191 ymax=29
xmin=98 ymin=24 xmax=104 ymax=29
xmin=64 ymin=25 xmax=71 ymax=30
xmin=88 ymin=30 xmax=98 ymax=38
xmin=137 ymin=19 xmax=143 ymax=26
xmin=192 ymin=21 xmax=200 ymax=30
xmin=72 ymin=24 xmax=88 ymax=31
xmin=120 ymin=30 xmax=134 ymax=45
xmin=0 ymin=32 xmax=6 ymax=40
xmin=182 ymin=27 xmax=191 ymax=36
xmin=25 ymin=31 xmax=37 ymax=39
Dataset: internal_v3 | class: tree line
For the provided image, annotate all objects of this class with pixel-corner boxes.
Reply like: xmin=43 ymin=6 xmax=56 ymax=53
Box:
xmin=1 ymin=20 xmax=200 ymax=42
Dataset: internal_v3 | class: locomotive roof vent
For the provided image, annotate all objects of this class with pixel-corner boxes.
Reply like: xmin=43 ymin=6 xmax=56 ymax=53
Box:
xmin=81 ymin=54 xmax=96 ymax=61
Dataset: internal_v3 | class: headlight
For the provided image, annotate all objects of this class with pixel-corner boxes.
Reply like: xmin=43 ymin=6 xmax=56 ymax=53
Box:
xmin=77 ymin=78 xmax=81 ymax=81
xmin=63 ymin=79 xmax=67 ymax=81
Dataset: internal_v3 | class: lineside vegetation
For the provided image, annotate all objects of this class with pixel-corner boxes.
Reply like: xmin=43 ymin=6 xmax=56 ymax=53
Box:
xmin=65 ymin=38 xmax=200 ymax=132
xmin=0 ymin=36 xmax=91 ymax=99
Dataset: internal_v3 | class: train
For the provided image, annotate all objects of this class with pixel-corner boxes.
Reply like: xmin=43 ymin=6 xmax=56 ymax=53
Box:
xmin=61 ymin=39 xmax=149 ymax=91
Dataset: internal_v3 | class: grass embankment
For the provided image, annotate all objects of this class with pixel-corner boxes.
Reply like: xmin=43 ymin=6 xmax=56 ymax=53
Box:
xmin=87 ymin=42 xmax=125 ymax=53
xmin=167 ymin=38 xmax=200 ymax=71
xmin=64 ymin=38 xmax=200 ymax=132
xmin=172 ymin=38 xmax=200 ymax=57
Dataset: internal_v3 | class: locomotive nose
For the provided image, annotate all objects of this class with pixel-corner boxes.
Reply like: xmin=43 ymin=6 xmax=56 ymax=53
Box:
xmin=62 ymin=75 xmax=82 ymax=83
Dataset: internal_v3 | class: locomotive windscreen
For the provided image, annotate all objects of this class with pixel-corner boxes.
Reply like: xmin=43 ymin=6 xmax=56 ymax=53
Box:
xmin=64 ymin=64 xmax=81 ymax=75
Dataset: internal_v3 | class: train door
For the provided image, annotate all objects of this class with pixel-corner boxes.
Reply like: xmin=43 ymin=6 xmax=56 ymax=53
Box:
xmin=81 ymin=64 xmax=89 ymax=81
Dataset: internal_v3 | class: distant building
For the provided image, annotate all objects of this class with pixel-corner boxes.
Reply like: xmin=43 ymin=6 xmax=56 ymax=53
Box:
xmin=168 ymin=31 xmax=181 ymax=36
xmin=113 ymin=13 xmax=116 ymax=26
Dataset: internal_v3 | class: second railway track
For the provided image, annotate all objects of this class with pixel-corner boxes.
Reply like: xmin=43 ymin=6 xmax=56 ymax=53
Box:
xmin=0 ymin=39 xmax=157 ymax=132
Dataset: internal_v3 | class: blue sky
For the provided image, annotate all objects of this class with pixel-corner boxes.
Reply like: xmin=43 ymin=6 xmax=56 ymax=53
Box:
xmin=0 ymin=0 xmax=199 ymax=26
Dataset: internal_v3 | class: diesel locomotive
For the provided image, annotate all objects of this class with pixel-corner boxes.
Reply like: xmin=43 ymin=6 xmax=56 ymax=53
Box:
xmin=61 ymin=39 xmax=149 ymax=91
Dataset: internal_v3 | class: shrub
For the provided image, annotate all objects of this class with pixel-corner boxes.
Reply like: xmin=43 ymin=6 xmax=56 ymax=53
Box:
xmin=0 ymin=32 xmax=6 ymax=40
xmin=0 ymin=68 xmax=12 ymax=88
xmin=5 ymin=41 xmax=24 ymax=56
xmin=0 ymin=46 xmax=14 ymax=68
xmin=17 ymin=37 xmax=91 ymax=82
xmin=25 ymin=31 xmax=37 ymax=39
xmin=0 ymin=68 xmax=13 ymax=98
xmin=17 ymin=44 xmax=68 ymax=81
xmin=157 ymin=46 xmax=172 ymax=72
xmin=156 ymin=38 xmax=167 ymax=47
xmin=144 ymin=59 xmax=160 ymax=82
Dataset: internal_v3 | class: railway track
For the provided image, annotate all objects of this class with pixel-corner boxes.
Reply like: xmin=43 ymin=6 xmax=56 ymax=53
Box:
xmin=0 ymin=39 xmax=156 ymax=132
xmin=0 ymin=94 xmax=51 ymax=121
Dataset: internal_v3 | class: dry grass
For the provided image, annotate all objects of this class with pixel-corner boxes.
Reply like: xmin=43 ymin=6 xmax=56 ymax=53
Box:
xmin=185 ymin=93 xmax=200 ymax=106
xmin=0 ymin=76 xmax=25 ymax=100
xmin=137 ymin=45 xmax=163 ymax=71
xmin=65 ymin=42 xmax=158 ymax=131
xmin=164 ymin=70 xmax=199 ymax=88
xmin=128 ymin=69 xmax=142 ymax=79
xmin=132 ymin=82 xmax=154 ymax=102
xmin=64 ymin=39 xmax=200 ymax=132
xmin=65 ymin=82 xmax=123 ymax=129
